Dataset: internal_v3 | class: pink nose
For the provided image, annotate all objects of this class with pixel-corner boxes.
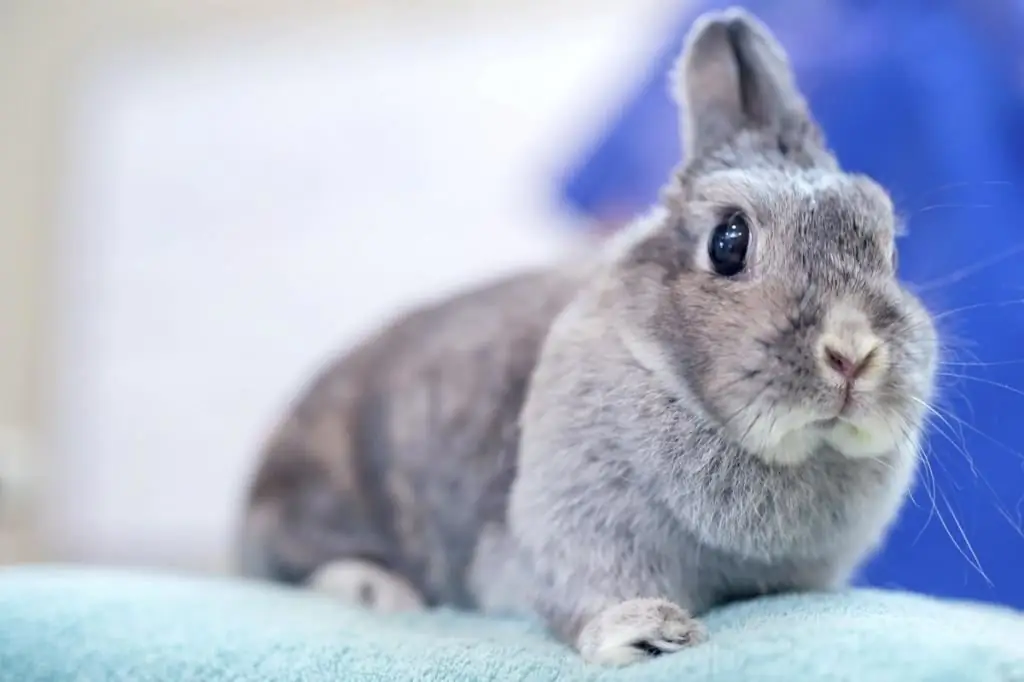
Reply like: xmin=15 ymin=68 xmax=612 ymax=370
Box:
xmin=824 ymin=346 xmax=871 ymax=381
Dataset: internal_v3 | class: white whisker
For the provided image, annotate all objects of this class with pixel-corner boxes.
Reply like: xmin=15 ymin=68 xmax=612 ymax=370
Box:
xmin=912 ymin=180 xmax=1014 ymax=201
xmin=936 ymin=486 xmax=992 ymax=586
xmin=916 ymin=202 xmax=993 ymax=214
xmin=943 ymin=358 xmax=1024 ymax=368
xmin=911 ymin=441 xmax=939 ymax=545
xmin=912 ymin=396 xmax=978 ymax=478
xmin=912 ymin=243 xmax=1024 ymax=293
xmin=938 ymin=372 xmax=1024 ymax=404
xmin=933 ymin=298 xmax=1024 ymax=321
xmin=912 ymin=397 xmax=1024 ymax=541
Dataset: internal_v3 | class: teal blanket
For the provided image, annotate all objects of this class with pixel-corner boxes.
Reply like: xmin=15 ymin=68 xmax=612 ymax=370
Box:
xmin=1 ymin=566 xmax=1022 ymax=681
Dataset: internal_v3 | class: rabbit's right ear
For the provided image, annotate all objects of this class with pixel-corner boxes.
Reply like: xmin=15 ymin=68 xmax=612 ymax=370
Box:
xmin=674 ymin=8 xmax=824 ymax=164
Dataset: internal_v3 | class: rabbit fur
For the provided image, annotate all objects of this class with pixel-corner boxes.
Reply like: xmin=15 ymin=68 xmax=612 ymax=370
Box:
xmin=237 ymin=7 xmax=938 ymax=666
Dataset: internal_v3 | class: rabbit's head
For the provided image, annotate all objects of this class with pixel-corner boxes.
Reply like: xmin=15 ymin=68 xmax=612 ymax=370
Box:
xmin=611 ymin=9 xmax=937 ymax=465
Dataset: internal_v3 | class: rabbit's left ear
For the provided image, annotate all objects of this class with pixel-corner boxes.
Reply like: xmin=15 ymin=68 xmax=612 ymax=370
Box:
xmin=674 ymin=8 xmax=825 ymax=164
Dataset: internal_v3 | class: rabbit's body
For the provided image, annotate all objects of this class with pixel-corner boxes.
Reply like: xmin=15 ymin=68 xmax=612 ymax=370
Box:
xmin=238 ymin=267 xmax=585 ymax=607
xmin=238 ymin=8 xmax=938 ymax=666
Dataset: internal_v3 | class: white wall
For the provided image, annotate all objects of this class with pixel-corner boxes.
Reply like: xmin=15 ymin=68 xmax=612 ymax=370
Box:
xmin=45 ymin=4 xmax=679 ymax=571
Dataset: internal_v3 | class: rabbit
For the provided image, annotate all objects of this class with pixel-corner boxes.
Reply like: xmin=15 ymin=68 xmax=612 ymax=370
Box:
xmin=236 ymin=7 xmax=938 ymax=667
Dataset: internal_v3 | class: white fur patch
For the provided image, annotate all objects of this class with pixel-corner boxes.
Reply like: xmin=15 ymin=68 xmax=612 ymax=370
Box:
xmin=758 ymin=425 xmax=823 ymax=465
xmin=307 ymin=560 xmax=424 ymax=614
xmin=823 ymin=416 xmax=898 ymax=459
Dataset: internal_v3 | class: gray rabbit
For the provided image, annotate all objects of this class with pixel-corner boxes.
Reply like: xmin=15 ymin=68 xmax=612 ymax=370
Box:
xmin=236 ymin=7 xmax=938 ymax=666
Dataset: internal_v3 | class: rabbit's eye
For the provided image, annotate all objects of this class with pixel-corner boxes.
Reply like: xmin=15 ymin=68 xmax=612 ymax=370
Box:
xmin=708 ymin=212 xmax=750 ymax=277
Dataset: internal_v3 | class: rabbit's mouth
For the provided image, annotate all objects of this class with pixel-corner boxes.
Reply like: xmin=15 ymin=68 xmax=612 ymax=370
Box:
xmin=813 ymin=393 xmax=868 ymax=429
xmin=808 ymin=394 xmax=855 ymax=430
xmin=810 ymin=413 xmax=857 ymax=434
xmin=740 ymin=393 xmax=901 ymax=465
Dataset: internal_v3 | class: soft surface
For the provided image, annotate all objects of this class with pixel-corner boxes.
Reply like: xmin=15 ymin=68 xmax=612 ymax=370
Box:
xmin=1 ymin=567 xmax=1022 ymax=681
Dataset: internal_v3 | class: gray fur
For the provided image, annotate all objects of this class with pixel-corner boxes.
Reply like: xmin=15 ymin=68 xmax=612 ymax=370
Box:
xmin=238 ymin=267 xmax=584 ymax=605
xmin=237 ymin=8 xmax=937 ymax=665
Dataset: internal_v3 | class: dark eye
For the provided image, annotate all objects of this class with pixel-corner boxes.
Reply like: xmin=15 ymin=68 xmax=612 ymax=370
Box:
xmin=708 ymin=212 xmax=750 ymax=277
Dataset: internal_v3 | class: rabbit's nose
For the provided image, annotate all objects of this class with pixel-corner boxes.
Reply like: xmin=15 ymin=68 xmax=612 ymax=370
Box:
xmin=816 ymin=301 xmax=888 ymax=389
xmin=816 ymin=330 xmax=886 ymax=389
xmin=823 ymin=345 xmax=875 ymax=381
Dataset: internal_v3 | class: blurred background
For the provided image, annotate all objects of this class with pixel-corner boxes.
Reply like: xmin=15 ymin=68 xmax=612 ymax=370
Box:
xmin=1 ymin=0 xmax=1023 ymax=612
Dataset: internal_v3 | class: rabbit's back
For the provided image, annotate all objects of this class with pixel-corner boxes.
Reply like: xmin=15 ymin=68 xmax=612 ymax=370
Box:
xmin=237 ymin=266 xmax=582 ymax=606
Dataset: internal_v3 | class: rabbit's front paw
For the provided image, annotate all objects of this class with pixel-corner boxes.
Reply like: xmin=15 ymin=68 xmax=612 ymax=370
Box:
xmin=577 ymin=598 xmax=706 ymax=666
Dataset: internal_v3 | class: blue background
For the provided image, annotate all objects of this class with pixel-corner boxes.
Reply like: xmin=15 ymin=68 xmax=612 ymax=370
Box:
xmin=558 ymin=0 xmax=1024 ymax=608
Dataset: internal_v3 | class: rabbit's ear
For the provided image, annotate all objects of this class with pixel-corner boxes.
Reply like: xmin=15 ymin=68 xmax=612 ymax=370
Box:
xmin=674 ymin=8 xmax=822 ymax=162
